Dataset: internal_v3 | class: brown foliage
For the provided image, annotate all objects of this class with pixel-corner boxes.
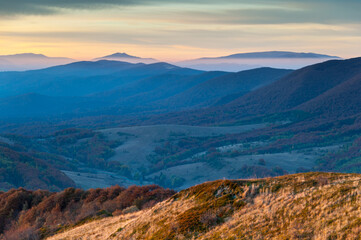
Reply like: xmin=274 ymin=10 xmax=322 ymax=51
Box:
xmin=0 ymin=143 xmax=75 ymax=191
xmin=0 ymin=185 xmax=175 ymax=239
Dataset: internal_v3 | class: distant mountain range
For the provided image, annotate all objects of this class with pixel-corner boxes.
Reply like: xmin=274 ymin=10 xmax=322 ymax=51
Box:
xmin=94 ymin=52 xmax=158 ymax=64
xmin=199 ymin=51 xmax=341 ymax=60
xmin=177 ymin=51 xmax=341 ymax=72
xmin=0 ymin=53 xmax=75 ymax=71
xmin=0 ymin=51 xmax=342 ymax=72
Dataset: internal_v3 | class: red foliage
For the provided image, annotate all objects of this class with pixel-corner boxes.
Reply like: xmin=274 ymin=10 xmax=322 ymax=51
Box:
xmin=0 ymin=185 xmax=175 ymax=239
xmin=0 ymin=144 xmax=75 ymax=191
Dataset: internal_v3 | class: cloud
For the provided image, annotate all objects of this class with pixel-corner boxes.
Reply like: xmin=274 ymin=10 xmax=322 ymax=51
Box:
xmin=0 ymin=0 xmax=359 ymax=28
xmin=1 ymin=0 xmax=360 ymax=25
xmin=0 ymin=0 xmax=145 ymax=16
xmin=0 ymin=0 xmax=218 ymax=16
xmin=1 ymin=0 xmax=360 ymax=59
xmin=155 ymin=1 xmax=361 ymax=25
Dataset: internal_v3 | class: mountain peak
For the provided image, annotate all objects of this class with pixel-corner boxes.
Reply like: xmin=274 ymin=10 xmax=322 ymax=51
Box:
xmin=102 ymin=52 xmax=140 ymax=59
xmin=95 ymin=52 xmax=158 ymax=64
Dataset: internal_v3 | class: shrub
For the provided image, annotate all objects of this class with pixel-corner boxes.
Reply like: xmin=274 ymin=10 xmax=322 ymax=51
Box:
xmin=0 ymin=185 xmax=175 ymax=239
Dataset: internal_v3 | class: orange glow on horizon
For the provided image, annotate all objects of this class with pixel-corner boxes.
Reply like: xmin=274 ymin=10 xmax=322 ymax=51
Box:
xmin=0 ymin=4 xmax=360 ymax=61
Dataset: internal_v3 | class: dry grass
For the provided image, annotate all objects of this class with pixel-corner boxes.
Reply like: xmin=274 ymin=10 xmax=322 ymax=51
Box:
xmin=48 ymin=172 xmax=361 ymax=240
xmin=47 ymin=212 xmax=142 ymax=240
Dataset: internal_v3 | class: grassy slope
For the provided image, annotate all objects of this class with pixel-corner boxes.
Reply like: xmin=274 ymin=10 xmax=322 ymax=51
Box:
xmin=49 ymin=172 xmax=361 ymax=240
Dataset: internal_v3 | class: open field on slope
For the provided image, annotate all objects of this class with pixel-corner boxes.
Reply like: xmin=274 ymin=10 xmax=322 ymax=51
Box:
xmin=48 ymin=172 xmax=361 ymax=240
xmin=101 ymin=124 xmax=267 ymax=169
xmin=62 ymin=124 xmax=267 ymax=189
xmin=61 ymin=168 xmax=150 ymax=189
xmin=63 ymin=145 xmax=340 ymax=190
xmin=147 ymin=144 xmax=342 ymax=189
xmin=0 ymin=136 xmax=13 ymax=145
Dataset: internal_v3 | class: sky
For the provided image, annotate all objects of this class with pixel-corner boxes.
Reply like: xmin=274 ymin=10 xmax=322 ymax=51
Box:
xmin=0 ymin=0 xmax=360 ymax=61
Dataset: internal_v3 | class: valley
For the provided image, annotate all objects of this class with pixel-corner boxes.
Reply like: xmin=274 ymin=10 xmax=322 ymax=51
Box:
xmin=75 ymin=124 xmax=341 ymax=190
xmin=5 ymin=122 xmax=341 ymax=191
xmin=2 ymin=57 xmax=361 ymax=192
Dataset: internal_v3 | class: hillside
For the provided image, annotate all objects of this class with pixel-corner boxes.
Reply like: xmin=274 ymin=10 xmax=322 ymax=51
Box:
xmin=0 ymin=61 xmax=289 ymax=122
xmin=0 ymin=93 xmax=87 ymax=118
xmin=0 ymin=60 xmax=143 ymax=97
xmin=3 ymin=57 xmax=361 ymax=193
xmin=102 ymin=68 xmax=290 ymax=111
xmin=159 ymin=68 xmax=292 ymax=109
xmin=0 ymin=140 xmax=75 ymax=191
xmin=154 ymin=57 xmax=361 ymax=125
xmin=225 ymin=57 xmax=361 ymax=117
xmin=48 ymin=172 xmax=361 ymax=239
xmin=0 ymin=61 xmax=204 ymax=119
xmin=0 ymin=61 xmax=200 ymax=99
xmin=297 ymin=73 xmax=361 ymax=118
xmin=94 ymin=70 xmax=206 ymax=106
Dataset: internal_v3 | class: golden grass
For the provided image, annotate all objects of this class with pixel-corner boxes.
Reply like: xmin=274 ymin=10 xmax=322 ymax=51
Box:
xmin=48 ymin=172 xmax=361 ymax=240
xmin=47 ymin=212 xmax=141 ymax=240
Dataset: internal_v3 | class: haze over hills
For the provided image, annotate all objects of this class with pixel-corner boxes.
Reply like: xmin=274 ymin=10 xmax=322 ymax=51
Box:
xmin=0 ymin=58 xmax=294 ymax=192
xmin=0 ymin=60 xmax=290 ymax=120
xmin=60 ymin=56 xmax=361 ymax=190
xmin=157 ymin=67 xmax=292 ymax=109
xmin=215 ymin=57 xmax=361 ymax=122
xmin=0 ymin=53 xmax=75 ymax=71
xmin=153 ymin=57 xmax=361 ymax=126
xmin=1 ymin=54 xmax=361 ymax=196
xmin=0 ymin=51 xmax=341 ymax=72
xmin=177 ymin=51 xmax=341 ymax=72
